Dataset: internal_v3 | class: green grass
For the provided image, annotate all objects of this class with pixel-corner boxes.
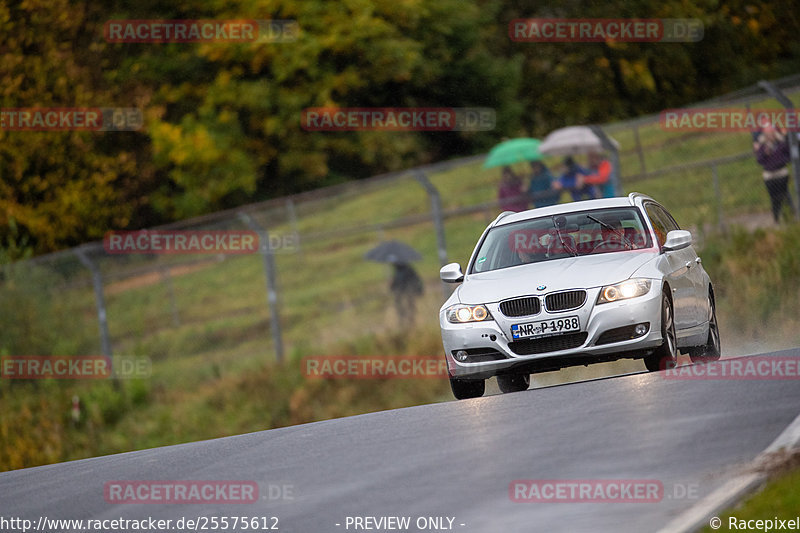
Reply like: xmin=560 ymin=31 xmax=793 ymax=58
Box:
xmin=699 ymin=456 xmax=800 ymax=533
xmin=2 ymin=88 xmax=800 ymax=471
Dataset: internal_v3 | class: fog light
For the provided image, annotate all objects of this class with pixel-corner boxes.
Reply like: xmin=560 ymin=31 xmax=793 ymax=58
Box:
xmin=635 ymin=324 xmax=647 ymax=336
xmin=455 ymin=350 xmax=469 ymax=362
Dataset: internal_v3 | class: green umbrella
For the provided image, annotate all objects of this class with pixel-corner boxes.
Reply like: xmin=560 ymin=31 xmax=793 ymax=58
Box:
xmin=483 ymin=138 xmax=542 ymax=169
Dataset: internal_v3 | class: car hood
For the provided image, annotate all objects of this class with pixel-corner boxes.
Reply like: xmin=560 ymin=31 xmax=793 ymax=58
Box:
xmin=458 ymin=252 xmax=655 ymax=304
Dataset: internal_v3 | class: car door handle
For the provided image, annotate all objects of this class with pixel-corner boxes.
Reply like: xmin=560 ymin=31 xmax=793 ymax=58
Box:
xmin=685 ymin=261 xmax=693 ymax=269
xmin=695 ymin=257 xmax=702 ymax=264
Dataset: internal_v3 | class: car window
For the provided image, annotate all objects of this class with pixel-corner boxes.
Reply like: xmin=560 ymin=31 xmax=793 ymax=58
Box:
xmin=661 ymin=208 xmax=681 ymax=231
xmin=645 ymin=204 xmax=670 ymax=246
xmin=470 ymin=207 xmax=653 ymax=274
xmin=652 ymin=204 xmax=679 ymax=232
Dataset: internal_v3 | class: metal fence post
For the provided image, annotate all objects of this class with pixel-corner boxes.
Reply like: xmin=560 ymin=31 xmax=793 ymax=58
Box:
xmin=590 ymin=125 xmax=623 ymax=196
xmin=74 ymin=247 xmax=113 ymax=359
xmin=74 ymin=246 xmax=119 ymax=389
xmin=237 ymin=212 xmax=285 ymax=363
xmin=711 ymin=164 xmax=726 ymax=233
xmin=758 ymin=80 xmax=800 ymax=220
xmin=413 ymin=170 xmax=449 ymax=298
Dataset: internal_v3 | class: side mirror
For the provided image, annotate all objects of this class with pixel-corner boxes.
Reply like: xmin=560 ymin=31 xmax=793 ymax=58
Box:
xmin=440 ymin=262 xmax=464 ymax=283
xmin=662 ymin=230 xmax=692 ymax=252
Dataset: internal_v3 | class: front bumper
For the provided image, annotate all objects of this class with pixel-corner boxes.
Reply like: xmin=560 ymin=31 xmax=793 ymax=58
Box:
xmin=440 ymin=283 xmax=663 ymax=379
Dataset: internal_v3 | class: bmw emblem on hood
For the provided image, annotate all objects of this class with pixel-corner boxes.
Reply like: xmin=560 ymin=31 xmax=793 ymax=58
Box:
xmin=537 ymin=285 xmax=546 ymax=291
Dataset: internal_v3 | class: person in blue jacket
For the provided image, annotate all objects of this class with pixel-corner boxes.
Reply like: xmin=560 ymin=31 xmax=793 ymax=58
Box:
xmin=556 ymin=156 xmax=592 ymax=201
xmin=527 ymin=161 xmax=562 ymax=207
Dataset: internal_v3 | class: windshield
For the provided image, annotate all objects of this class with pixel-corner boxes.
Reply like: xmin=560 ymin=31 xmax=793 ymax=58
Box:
xmin=470 ymin=207 xmax=653 ymax=274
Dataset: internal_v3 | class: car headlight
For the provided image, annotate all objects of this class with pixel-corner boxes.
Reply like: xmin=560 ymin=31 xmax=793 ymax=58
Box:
xmin=446 ymin=304 xmax=492 ymax=323
xmin=597 ymin=279 xmax=652 ymax=304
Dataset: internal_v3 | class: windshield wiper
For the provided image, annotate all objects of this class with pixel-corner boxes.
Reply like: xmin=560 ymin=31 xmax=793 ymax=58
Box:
xmin=587 ymin=214 xmax=633 ymax=250
xmin=551 ymin=216 xmax=578 ymax=256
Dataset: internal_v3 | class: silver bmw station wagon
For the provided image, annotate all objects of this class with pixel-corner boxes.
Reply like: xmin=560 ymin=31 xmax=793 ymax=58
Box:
xmin=439 ymin=193 xmax=721 ymax=400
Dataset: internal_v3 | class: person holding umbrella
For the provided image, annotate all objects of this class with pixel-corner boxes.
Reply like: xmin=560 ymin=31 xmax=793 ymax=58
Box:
xmin=484 ymin=138 xmax=543 ymax=212
xmin=555 ymin=156 xmax=592 ymax=201
xmin=753 ymin=120 xmax=796 ymax=223
xmin=582 ymin=151 xmax=615 ymax=198
xmin=539 ymin=126 xmax=621 ymax=200
xmin=365 ymin=241 xmax=425 ymax=327
xmin=527 ymin=160 xmax=561 ymax=207
xmin=497 ymin=166 xmax=528 ymax=212
xmin=390 ymin=262 xmax=424 ymax=326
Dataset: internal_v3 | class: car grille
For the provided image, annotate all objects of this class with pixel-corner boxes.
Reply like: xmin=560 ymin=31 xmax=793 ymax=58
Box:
xmin=499 ymin=296 xmax=541 ymax=317
xmin=545 ymin=290 xmax=587 ymax=312
xmin=508 ymin=332 xmax=588 ymax=355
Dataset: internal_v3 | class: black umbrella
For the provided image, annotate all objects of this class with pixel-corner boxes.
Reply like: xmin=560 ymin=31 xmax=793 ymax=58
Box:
xmin=365 ymin=240 xmax=422 ymax=264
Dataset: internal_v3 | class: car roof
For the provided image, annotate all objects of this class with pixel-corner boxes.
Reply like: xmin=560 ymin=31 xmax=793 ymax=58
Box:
xmin=493 ymin=193 xmax=652 ymax=227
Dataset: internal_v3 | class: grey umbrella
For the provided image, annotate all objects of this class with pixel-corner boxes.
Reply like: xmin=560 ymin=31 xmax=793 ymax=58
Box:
xmin=539 ymin=125 xmax=619 ymax=156
xmin=365 ymin=240 xmax=422 ymax=264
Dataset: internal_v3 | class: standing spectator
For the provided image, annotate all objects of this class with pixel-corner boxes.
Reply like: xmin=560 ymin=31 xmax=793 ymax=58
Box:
xmin=754 ymin=122 xmax=795 ymax=223
xmin=582 ymin=151 xmax=615 ymax=198
xmin=527 ymin=161 xmax=561 ymax=207
xmin=555 ymin=156 xmax=592 ymax=201
xmin=497 ymin=166 xmax=528 ymax=212
xmin=390 ymin=262 xmax=424 ymax=328
xmin=71 ymin=395 xmax=81 ymax=426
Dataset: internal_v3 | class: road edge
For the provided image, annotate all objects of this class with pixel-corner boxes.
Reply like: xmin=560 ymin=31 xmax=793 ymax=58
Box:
xmin=656 ymin=411 xmax=800 ymax=533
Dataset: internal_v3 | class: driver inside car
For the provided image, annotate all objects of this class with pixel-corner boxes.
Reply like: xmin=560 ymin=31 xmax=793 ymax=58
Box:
xmin=546 ymin=216 xmax=578 ymax=258
xmin=516 ymin=232 xmax=548 ymax=264
xmin=593 ymin=217 xmax=628 ymax=251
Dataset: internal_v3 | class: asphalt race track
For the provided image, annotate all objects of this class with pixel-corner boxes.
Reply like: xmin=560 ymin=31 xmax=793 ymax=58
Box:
xmin=3 ymin=350 xmax=800 ymax=533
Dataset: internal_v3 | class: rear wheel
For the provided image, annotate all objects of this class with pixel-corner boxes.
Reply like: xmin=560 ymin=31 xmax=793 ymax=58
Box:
xmin=497 ymin=373 xmax=530 ymax=394
xmin=449 ymin=378 xmax=485 ymax=400
xmin=689 ymin=291 xmax=721 ymax=363
xmin=644 ymin=292 xmax=678 ymax=372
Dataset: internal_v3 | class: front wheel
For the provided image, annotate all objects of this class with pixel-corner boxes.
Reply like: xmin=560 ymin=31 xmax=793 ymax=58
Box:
xmin=644 ymin=292 xmax=678 ymax=372
xmin=689 ymin=292 xmax=721 ymax=363
xmin=497 ymin=373 xmax=530 ymax=393
xmin=450 ymin=377 xmax=485 ymax=400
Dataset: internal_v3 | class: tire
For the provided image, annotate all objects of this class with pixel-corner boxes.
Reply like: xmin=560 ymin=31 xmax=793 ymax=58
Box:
xmin=644 ymin=292 xmax=678 ymax=372
xmin=497 ymin=373 xmax=531 ymax=393
xmin=449 ymin=377 xmax=485 ymax=400
xmin=689 ymin=291 xmax=722 ymax=363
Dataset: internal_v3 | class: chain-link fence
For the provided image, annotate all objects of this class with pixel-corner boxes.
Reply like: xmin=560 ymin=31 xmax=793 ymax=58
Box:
xmin=2 ymin=75 xmax=799 ymax=372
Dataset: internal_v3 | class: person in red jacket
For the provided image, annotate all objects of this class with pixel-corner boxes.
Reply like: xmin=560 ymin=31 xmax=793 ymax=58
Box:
xmin=582 ymin=152 xmax=615 ymax=198
xmin=497 ymin=166 xmax=528 ymax=212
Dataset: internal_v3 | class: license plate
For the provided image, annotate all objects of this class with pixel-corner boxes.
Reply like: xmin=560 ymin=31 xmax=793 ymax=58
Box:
xmin=511 ymin=316 xmax=581 ymax=340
